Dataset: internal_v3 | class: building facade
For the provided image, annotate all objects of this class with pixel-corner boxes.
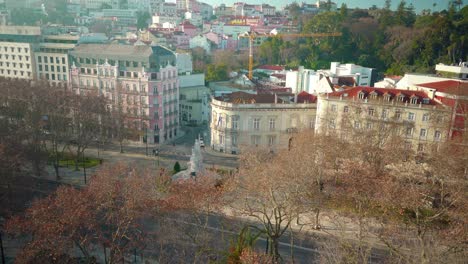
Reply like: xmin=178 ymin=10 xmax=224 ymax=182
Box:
xmin=315 ymin=87 xmax=452 ymax=152
xmin=69 ymin=44 xmax=179 ymax=144
xmin=210 ymin=92 xmax=317 ymax=154
xmin=35 ymin=34 xmax=79 ymax=85
xmin=0 ymin=26 xmax=41 ymax=80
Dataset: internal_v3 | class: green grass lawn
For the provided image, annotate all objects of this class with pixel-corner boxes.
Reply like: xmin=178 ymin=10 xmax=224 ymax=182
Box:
xmin=58 ymin=157 xmax=101 ymax=169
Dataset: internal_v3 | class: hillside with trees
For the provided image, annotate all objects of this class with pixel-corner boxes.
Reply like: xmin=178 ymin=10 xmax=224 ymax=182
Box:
xmin=259 ymin=1 xmax=467 ymax=75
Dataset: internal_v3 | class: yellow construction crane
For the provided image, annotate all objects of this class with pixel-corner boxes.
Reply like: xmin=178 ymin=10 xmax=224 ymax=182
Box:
xmin=239 ymin=32 xmax=342 ymax=79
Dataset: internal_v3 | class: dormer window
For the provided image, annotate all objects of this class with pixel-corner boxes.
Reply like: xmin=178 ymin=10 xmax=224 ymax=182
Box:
xmin=358 ymin=91 xmax=365 ymax=99
xmin=370 ymin=91 xmax=378 ymax=99
xmin=397 ymin=94 xmax=405 ymax=102
xmin=411 ymin=96 xmax=418 ymax=104
xmin=383 ymin=93 xmax=391 ymax=101
xmin=422 ymin=98 xmax=430 ymax=104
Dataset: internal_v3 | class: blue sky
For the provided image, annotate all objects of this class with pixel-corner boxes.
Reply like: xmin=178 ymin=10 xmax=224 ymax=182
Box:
xmin=198 ymin=1 xmax=454 ymax=13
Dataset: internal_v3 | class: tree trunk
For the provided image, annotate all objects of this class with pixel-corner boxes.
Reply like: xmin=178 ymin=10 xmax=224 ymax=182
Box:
xmin=271 ymin=237 xmax=281 ymax=261
xmin=314 ymin=208 xmax=321 ymax=229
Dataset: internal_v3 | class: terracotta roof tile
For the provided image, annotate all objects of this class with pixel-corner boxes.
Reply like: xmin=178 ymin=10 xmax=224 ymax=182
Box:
xmin=328 ymin=87 xmax=438 ymax=105
xmin=417 ymin=80 xmax=468 ymax=96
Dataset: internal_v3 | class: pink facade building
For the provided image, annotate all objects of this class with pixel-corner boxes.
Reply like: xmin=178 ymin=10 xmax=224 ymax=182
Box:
xmin=70 ymin=44 xmax=179 ymax=144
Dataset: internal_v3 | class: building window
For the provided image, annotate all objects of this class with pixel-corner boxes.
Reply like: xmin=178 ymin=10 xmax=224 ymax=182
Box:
xmin=232 ymin=135 xmax=238 ymax=146
xmin=395 ymin=111 xmax=401 ymax=120
xmin=253 ymin=118 xmax=260 ymax=130
xmin=411 ymin=97 xmax=418 ymax=104
xmin=329 ymin=119 xmax=336 ymax=129
xmin=358 ymin=91 xmax=365 ymax=99
xmin=420 ymin=128 xmax=427 ymax=138
xmin=269 ymin=118 xmax=275 ymax=131
xmin=434 ymin=131 xmax=441 ymax=141
xmin=343 ymin=106 xmax=349 ymax=113
xmin=38 ymin=56 xmax=41 ymax=63
xmin=366 ymin=122 xmax=373 ymax=130
xmin=354 ymin=121 xmax=360 ymax=129
xmin=331 ymin=104 xmax=337 ymax=112
xmin=408 ymin=112 xmax=415 ymax=121
xmin=383 ymin=94 xmax=391 ymax=101
xmin=406 ymin=127 xmax=413 ymax=137
xmin=268 ymin=136 xmax=276 ymax=146
xmin=397 ymin=94 xmax=405 ymax=101
xmin=368 ymin=108 xmax=374 ymax=116
xmin=422 ymin=114 xmax=429 ymax=122
xmin=417 ymin=143 xmax=425 ymax=152
xmin=219 ymin=134 xmax=224 ymax=144
xmin=382 ymin=109 xmax=388 ymax=119
xmin=309 ymin=118 xmax=315 ymax=129
xmin=251 ymin=135 xmax=260 ymax=145
xmin=232 ymin=116 xmax=239 ymax=130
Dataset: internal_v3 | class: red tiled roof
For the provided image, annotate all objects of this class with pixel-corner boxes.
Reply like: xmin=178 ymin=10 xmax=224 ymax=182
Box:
xmin=297 ymin=91 xmax=317 ymax=103
xmin=270 ymin=73 xmax=286 ymax=79
xmin=328 ymin=87 xmax=438 ymax=105
xmin=416 ymin=80 xmax=468 ymax=96
xmin=257 ymin=65 xmax=284 ymax=71
xmin=181 ymin=21 xmax=197 ymax=29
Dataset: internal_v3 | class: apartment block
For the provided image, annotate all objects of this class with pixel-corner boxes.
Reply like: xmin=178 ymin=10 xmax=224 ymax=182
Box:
xmin=315 ymin=87 xmax=452 ymax=153
xmin=0 ymin=26 xmax=40 ymax=80
xmin=69 ymin=44 xmax=179 ymax=144
xmin=35 ymin=34 xmax=79 ymax=85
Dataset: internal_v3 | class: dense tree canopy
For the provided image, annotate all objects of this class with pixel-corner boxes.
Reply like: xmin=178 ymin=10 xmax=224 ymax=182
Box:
xmin=257 ymin=4 xmax=468 ymax=75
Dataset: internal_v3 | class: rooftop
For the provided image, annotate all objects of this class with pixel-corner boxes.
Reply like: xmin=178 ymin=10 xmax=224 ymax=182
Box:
xmin=417 ymin=80 xmax=468 ymax=97
xmin=72 ymin=44 xmax=153 ymax=58
xmin=256 ymin=65 xmax=285 ymax=71
xmin=328 ymin=87 xmax=439 ymax=105
xmin=215 ymin=91 xmax=283 ymax=104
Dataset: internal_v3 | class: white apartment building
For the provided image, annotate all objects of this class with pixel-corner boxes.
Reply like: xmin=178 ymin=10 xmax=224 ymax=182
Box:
xmin=35 ymin=35 xmax=79 ymax=85
xmin=0 ymin=26 xmax=41 ymax=80
xmin=0 ymin=42 xmax=35 ymax=80
xmin=286 ymin=62 xmax=376 ymax=94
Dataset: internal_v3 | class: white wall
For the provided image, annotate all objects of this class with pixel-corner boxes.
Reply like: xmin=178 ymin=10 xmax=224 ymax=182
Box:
xmin=179 ymin=73 xmax=205 ymax=88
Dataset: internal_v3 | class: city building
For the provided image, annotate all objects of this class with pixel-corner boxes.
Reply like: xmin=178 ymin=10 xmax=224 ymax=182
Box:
xmin=128 ymin=0 xmax=151 ymax=12
xmin=69 ymin=44 xmax=179 ymax=144
xmin=179 ymin=73 xmax=209 ymax=125
xmin=189 ymin=35 xmax=211 ymax=53
xmin=286 ymin=63 xmax=377 ymax=94
xmin=5 ymin=0 xmax=41 ymax=10
xmin=435 ymin=62 xmax=468 ymax=80
xmin=102 ymin=9 xmax=138 ymax=27
xmin=35 ymin=34 xmax=79 ymax=85
xmin=214 ymin=4 xmax=233 ymax=17
xmin=315 ymin=87 xmax=452 ymax=152
xmin=200 ymin=2 xmax=213 ymax=20
xmin=0 ymin=26 xmax=41 ymax=80
xmin=210 ymin=92 xmax=317 ymax=154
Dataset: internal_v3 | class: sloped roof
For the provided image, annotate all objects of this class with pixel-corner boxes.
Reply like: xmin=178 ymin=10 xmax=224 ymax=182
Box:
xmin=215 ymin=91 xmax=282 ymax=104
xmin=328 ymin=87 xmax=438 ymax=105
xmin=417 ymin=80 xmax=468 ymax=96
xmin=297 ymin=91 xmax=317 ymax=103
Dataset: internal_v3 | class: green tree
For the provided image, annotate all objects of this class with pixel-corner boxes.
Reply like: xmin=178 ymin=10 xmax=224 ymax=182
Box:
xmin=174 ymin=161 xmax=181 ymax=173
xmin=137 ymin=11 xmax=151 ymax=29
